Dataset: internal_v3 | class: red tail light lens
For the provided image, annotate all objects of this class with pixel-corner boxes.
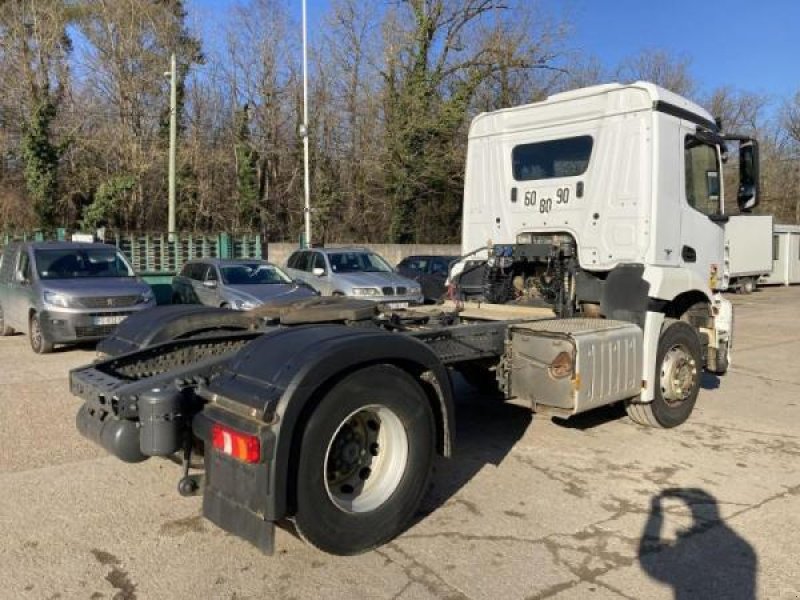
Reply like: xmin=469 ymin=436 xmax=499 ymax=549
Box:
xmin=211 ymin=423 xmax=261 ymax=463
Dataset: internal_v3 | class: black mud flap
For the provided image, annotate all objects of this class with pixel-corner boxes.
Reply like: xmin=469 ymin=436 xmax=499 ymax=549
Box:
xmin=194 ymin=407 xmax=277 ymax=554
xmin=203 ymin=486 xmax=275 ymax=555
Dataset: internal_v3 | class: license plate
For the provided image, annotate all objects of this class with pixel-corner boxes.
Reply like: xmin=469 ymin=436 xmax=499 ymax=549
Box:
xmin=386 ymin=302 xmax=409 ymax=310
xmin=92 ymin=315 xmax=126 ymax=326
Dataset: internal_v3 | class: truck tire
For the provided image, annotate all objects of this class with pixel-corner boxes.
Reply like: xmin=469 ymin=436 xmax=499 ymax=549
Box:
xmin=742 ymin=278 xmax=755 ymax=294
xmin=0 ymin=303 xmax=14 ymax=336
xmin=293 ymin=364 xmax=435 ymax=555
xmin=29 ymin=313 xmax=54 ymax=354
xmin=626 ymin=319 xmax=701 ymax=428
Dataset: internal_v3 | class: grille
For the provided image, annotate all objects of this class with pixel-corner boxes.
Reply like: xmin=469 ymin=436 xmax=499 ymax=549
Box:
xmin=75 ymin=324 xmax=120 ymax=338
xmin=76 ymin=295 xmax=140 ymax=309
xmin=396 ymin=286 xmax=407 ymax=295
xmin=381 ymin=286 xmax=394 ymax=296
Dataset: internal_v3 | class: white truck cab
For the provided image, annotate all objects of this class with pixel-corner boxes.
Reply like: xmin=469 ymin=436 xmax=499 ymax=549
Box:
xmin=451 ymin=81 xmax=761 ymax=404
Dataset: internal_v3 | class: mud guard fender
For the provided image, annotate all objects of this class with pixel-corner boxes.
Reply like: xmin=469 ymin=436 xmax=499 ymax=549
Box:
xmin=205 ymin=325 xmax=455 ymax=521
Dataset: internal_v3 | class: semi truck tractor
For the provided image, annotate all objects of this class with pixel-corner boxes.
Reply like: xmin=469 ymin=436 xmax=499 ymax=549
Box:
xmin=70 ymin=82 xmax=760 ymax=556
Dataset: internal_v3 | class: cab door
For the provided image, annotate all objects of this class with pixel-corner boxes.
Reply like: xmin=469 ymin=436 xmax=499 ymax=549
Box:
xmin=679 ymin=124 xmax=725 ymax=290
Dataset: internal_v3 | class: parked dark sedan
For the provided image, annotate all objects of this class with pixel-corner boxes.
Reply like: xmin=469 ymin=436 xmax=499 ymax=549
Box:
xmin=396 ymin=255 xmax=458 ymax=302
xmin=172 ymin=259 xmax=317 ymax=310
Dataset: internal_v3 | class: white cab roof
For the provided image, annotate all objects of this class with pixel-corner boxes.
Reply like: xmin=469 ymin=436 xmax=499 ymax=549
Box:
xmin=469 ymin=81 xmax=714 ymax=138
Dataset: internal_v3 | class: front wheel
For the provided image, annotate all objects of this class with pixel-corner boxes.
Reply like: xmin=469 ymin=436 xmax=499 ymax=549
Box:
xmin=293 ymin=365 xmax=435 ymax=555
xmin=29 ymin=313 xmax=54 ymax=354
xmin=626 ymin=319 xmax=702 ymax=428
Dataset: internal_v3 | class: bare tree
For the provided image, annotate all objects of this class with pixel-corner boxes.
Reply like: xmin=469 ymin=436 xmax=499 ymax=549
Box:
xmin=616 ymin=48 xmax=696 ymax=97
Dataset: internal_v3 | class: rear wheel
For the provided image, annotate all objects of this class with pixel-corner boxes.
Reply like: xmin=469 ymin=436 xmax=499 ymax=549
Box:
xmin=29 ymin=313 xmax=54 ymax=354
xmin=626 ymin=320 xmax=702 ymax=428
xmin=293 ymin=365 xmax=435 ymax=555
xmin=0 ymin=303 xmax=14 ymax=336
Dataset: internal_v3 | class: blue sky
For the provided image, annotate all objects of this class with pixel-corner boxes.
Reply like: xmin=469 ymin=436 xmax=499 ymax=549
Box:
xmin=187 ymin=0 xmax=799 ymax=103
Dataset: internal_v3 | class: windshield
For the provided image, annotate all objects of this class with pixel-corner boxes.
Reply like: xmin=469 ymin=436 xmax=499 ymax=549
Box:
xmin=328 ymin=252 xmax=393 ymax=273
xmin=35 ymin=248 xmax=134 ymax=279
xmin=220 ymin=263 xmax=292 ymax=285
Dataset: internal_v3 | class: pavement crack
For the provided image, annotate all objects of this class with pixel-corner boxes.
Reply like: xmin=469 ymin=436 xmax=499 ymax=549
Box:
xmin=376 ymin=542 xmax=472 ymax=600
xmin=728 ymin=367 xmax=800 ymax=389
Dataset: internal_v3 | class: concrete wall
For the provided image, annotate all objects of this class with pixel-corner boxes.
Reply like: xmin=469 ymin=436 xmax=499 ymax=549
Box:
xmin=265 ymin=243 xmax=461 ymax=267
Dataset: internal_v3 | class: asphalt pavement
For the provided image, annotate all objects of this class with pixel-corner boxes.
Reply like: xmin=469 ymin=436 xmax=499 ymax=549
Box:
xmin=1 ymin=287 xmax=799 ymax=599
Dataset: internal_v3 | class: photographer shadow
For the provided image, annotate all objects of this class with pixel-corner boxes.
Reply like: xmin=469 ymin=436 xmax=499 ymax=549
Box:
xmin=639 ymin=488 xmax=757 ymax=600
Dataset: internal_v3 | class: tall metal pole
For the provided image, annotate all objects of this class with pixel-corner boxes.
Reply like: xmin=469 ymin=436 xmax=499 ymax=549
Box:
xmin=168 ymin=52 xmax=177 ymax=237
xmin=301 ymin=0 xmax=312 ymax=247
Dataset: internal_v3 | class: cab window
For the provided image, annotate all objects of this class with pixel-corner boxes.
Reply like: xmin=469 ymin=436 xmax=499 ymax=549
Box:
xmin=313 ymin=253 xmax=327 ymax=272
xmin=512 ymin=136 xmax=593 ymax=181
xmin=18 ymin=251 xmax=31 ymax=280
xmin=684 ymin=136 xmax=721 ymax=216
xmin=404 ymin=257 xmax=429 ymax=273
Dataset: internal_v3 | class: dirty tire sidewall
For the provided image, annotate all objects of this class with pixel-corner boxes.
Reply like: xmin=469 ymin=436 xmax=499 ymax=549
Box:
xmin=29 ymin=313 xmax=53 ymax=354
xmin=294 ymin=364 xmax=435 ymax=555
xmin=650 ymin=320 xmax=702 ymax=428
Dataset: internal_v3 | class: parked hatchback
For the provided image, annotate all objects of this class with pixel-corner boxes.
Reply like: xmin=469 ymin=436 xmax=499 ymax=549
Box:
xmin=285 ymin=247 xmax=423 ymax=308
xmin=396 ymin=255 xmax=458 ymax=302
xmin=172 ymin=258 xmax=317 ymax=310
xmin=0 ymin=242 xmax=155 ymax=353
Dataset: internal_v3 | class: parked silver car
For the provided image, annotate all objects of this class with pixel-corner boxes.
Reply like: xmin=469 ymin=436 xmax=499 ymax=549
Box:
xmin=172 ymin=258 xmax=317 ymax=310
xmin=0 ymin=241 xmax=155 ymax=353
xmin=285 ymin=247 xmax=423 ymax=308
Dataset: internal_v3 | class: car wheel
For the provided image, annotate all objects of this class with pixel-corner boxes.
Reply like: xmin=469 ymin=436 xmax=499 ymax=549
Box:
xmin=29 ymin=313 xmax=54 ymax=354
xmin=0 ymin=303 xmax=14 ymax=336
xmin=293 ymin=365 xmax=435 ymax=555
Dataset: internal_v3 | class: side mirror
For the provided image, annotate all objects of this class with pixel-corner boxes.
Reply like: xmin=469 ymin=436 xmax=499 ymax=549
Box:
xmin=203 ymin=280 xmax=218 ymax=289
xmin=312 ymin=267 xmax=326 ymax=277
xmin=737 ymin=140 xmax=760 ymax=212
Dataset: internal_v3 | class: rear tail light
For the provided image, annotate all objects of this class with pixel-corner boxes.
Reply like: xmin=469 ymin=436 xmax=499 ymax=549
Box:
xmin=211 ymin=423 xmax=261 ymax=463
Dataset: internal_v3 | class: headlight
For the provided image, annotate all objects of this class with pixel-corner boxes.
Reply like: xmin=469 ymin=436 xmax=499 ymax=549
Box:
xmin=43 ymin=291 xmax=70 ymax=308
xmin=137 ymin=289 xmax=155 ymax=304
xmin=408 ymin=286 xmax=421 ymax=295
xmin=231 ymin=299 xmax=257 ymax=310
xmin=352 ymin=287 xmax=381 ymax=296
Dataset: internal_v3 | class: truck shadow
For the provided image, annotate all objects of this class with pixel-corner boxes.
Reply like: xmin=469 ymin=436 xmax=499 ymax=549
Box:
xmin=414 ymin=374 xmax=532 ymax=522
xmin=639 ymin=487 xmax=757 ymax=599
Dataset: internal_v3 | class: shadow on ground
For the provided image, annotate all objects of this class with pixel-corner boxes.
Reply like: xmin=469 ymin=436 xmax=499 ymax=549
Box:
xmin=639 ymin=488 xmax=757 ymax=599
xmin=415 ymin=374 xmax=532 ymax=520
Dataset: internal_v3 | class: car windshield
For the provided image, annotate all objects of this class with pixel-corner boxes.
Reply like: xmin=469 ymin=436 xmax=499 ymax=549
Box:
xmin=220 ymin=263 xmax=292 ymax=285
xmin=35 ymin=248 xmax=134 ymax=279
xmin=328 ymin=252 xmax=392 ymax=273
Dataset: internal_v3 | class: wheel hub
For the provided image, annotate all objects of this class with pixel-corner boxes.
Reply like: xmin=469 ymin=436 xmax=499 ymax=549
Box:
xmin=324 ymin=405 xmax=409 ymax=513
xmin=660 ymin=345 xmax=697 ymax=405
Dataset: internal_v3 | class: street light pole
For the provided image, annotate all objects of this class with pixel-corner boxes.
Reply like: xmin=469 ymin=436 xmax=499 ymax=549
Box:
xmin=301 ymin=0 xmax=312 ymax=247
xmin=167 ymin=52 xmax=177 ymax=238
